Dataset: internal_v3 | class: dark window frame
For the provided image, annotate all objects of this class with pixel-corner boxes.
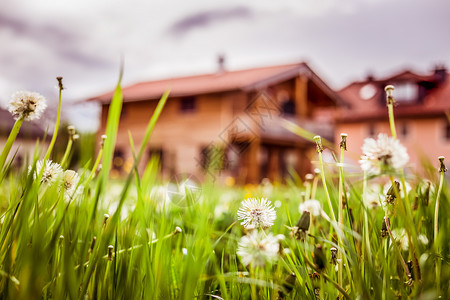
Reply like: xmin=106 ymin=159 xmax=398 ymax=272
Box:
xmin=180 ymin=96 xmax=197 ymax=113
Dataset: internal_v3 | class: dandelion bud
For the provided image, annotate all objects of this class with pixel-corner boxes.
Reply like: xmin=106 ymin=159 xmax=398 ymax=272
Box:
xmin=175 ymin=226 xmax=182 ymax=234
xmin=278 ymin=272 xmax=296 ymax=299
xmin=89 ymin=236 xmax=97 ymax=253
xmin=330 ymin=247 xmax=338 ymax=265
xmin=313 ymin=136 xmax=323 ymax=153
xmin=438 ymin=156 xmax=447 ymax=173
xmin=385 ymin=181 xmax=400 ymax=205
xmin=101 ymin=135 xmax=107 ymax=148
xmin=339 ymin=133 xmax=348 ymax=151
xmin=385 ymin=85 xmax=395 ymax=105
xmin=72 ymin=134 xmax=80 ymax=141
xmin=57 ymin=76 xmax=64 ymax=90
xmin=305 ymin=173 xmax=314 ymax=181
xmin=103 ymin=214 xmax=110 ymax=226
xmin=292 ymin=211 xmax=310 ymax=241
xmin=381 ymin=217 xmax=388 ymax=238
xmin=59 ymin=235 xmax=64 ymax=246
xmin=107 ymin=245 xmax=114 ymax=261
xmin=67 ymin=125 xmax=76 ymax=136
xmin=297 ymin=210 xmax=310 ymax=231
xmin=313 ymin=245 xmax=326 ymax=271
xmin=407 ymin=258 xmax=421 ymax=281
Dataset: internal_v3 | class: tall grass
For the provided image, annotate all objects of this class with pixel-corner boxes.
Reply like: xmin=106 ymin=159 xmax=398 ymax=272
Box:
xmin=0 ymin=76 xmax=448 ymax=300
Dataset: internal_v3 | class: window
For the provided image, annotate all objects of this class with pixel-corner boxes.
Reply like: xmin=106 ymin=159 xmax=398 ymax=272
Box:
xmin=400 ymin=122 xmax=409 ymax=139
xmin=148 ymin=148 xmax=164 ymax=170
xmin=445 ymin=122 xmax=450 ymax=141
xmin=281 ymin=99 xmax=296 ymax=116
xmin=391 ymin=82 xmax=418 ymax=103
xmin=368 ymin=123 xmax=376 ymax=137
xmin=113 ymin=149 xmax=125 ymax=171
xmin=180 ymin=97 xmax=196 ymax=113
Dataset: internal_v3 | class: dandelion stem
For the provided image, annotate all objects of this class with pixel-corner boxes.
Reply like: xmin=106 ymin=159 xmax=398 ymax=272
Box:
xmin=385 ymin=85 xmax=397 ymax=139
xmin=314 ymin=136 xmax=336 ymax=222
xmin=434 ymin=156 xmax=446 ymax=295
xmin=0 ymin=117 xmax=24 ymax=172
xmin=44 ymin=77 xmax=64 ymax=162
xmin=60 ymin=138 xmax=73 ymax=169
xmin=85 ymin=147 xmax=103 ymax=186
xmin=303 ymin=255 xmax=351 ymax=300
xmin=338 ymin=134 xmax=346 ymax=287
xmin=362 ymin=171 xmax=373 ymax=279
xmin=384 ymin=213 xmax=411 ymax=279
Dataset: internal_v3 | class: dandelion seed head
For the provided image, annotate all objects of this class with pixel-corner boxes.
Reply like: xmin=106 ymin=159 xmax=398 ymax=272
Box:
xmin=299 ymin=199 xmax=321 ymax=216
xmin=8 ymin=90 xmax=47 ymax=121
xmin=64 ymin=170 xmax=81 ymax=201
xmin=237 ymin=231 xmax=280 ymax=267
xmin=359 ymin=133 xmax=409 ymax=175
xmin=30 ymin=160 xmax=63 ymax=185
xmin=237 ymin=198 xmax=276 ymax=229
xmin=391 ymin=228 xmax=429 ymax=251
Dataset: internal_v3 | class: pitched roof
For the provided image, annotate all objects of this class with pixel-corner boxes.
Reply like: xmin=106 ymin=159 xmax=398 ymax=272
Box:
xmin=87 ymin=62 xmax=342 ymax=105
xmin=337 ymin=68 xmax=450 ymax=122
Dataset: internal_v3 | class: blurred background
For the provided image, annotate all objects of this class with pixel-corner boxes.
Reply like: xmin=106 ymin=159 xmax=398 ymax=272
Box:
xmin=1 ymin=0 xmax=449 ymax=131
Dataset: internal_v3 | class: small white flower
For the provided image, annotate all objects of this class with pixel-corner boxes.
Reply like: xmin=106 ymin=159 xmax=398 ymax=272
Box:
xmin=391 ymin=228 xmax=429 ymax=251
xmin=237 ymin=231 xmax=280 ymax=267
xmin=364 ymin=185 xmax=382 ymax=209
xmin=63 ymin=170 xmax=81 ymax=201
xmin=150 ymin=185 xmax=170 ymax=205
xmin=237 ymin=198 xmax=276 ymax=229
xmin=359 ymin=133 xmax=409 ymax=175
xmin=30 ymin=160 xmax=63 ymax=185
xmin=418 ymin=234 xmax=429 ymax=245
xmin=8 ymin=90 xmax=47 ymax=121
xmin=299 ymin=199 xmax=321 ymax=216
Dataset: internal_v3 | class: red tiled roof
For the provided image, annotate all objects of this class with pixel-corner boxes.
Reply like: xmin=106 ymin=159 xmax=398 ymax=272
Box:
xmin=87 ymin=62 xmax=341 ymax=104
xmin=337 ymin=68 xmax=450 ymax=122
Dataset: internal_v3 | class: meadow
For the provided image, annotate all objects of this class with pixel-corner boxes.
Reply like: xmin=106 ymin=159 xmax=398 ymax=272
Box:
xmin=0 ymin=76 xmax=448 ymax=299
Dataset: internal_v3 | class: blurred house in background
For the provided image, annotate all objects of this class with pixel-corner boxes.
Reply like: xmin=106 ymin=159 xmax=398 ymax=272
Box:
xmin=88 ymin=60 xmax=343 ymax=184
xmin=0 ymin=107 xmax=50 ymax=169
xmin=336 ymin=65 xmax=450 ymax=174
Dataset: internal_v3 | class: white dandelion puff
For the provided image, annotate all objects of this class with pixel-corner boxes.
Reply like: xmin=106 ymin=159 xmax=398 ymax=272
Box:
xmin=299 ymin=199 xmax=321 ymax=216
xmin=359 ymin=133 xmax=409 ymax=175
xmin=237 ymin=231 xmax=280 ymax=267
xmin=8 ymin=90 xmax=47 ymax=121
xmin=237 ymin=198 xmax=276 ymax=229
xmin=30 ymin=160 xmax=63 ymax=185
xmin=391 ymin=228 xmax=429 ymax=251
xmin=63 ymin=170 xmax=81 ymax=201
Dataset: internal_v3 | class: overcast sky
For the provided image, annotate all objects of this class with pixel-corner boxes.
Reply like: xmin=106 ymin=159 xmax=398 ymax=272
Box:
xmin=1 ymin=0 xmax=449 ymax=131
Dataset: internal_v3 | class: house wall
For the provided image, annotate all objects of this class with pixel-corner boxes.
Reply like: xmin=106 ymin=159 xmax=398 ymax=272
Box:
xmin=99 ymin=92 xmax=243 ymax=180
xmin=98 ymin=75 xmax=337 ymax=183
xmin=336 ymin=117 xmax=450 ymax=175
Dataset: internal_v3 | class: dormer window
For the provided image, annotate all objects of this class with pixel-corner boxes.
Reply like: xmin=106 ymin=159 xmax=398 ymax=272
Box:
xmin=392 ymin=82 xmax=418 ymax=103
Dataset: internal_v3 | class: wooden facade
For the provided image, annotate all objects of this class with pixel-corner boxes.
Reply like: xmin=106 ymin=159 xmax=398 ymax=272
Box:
xmin=90 ymin=62 xmax=342 ymax=184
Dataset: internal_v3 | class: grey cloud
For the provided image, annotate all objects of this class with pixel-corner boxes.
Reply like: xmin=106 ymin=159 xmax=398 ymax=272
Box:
xmin=168 ymin=5 xmax=253 ymax=37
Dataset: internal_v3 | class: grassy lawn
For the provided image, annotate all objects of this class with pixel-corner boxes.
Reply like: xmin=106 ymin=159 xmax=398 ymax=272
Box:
xmin=0 ymin=79 xmax=448 ymax=299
